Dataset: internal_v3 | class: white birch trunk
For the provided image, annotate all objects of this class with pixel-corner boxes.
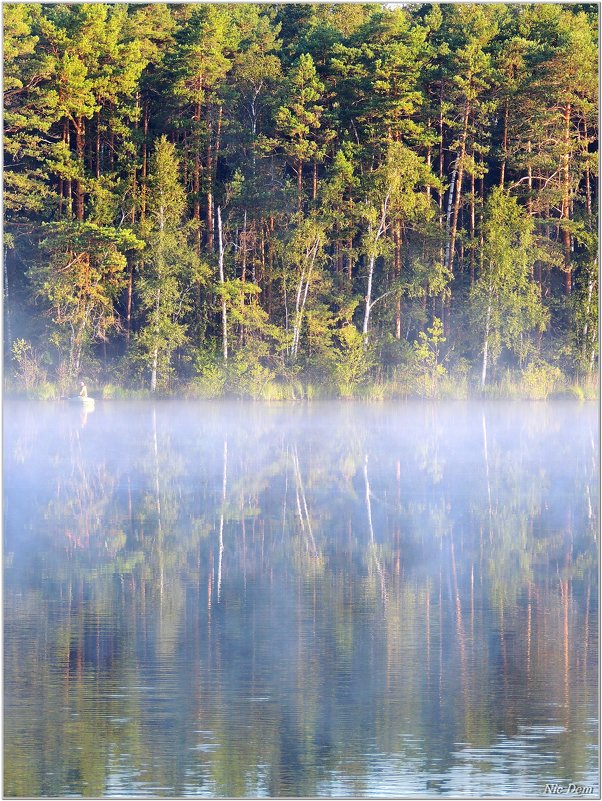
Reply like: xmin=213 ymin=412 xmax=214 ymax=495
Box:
xmin=150 ymin=347 xmax=158 ymax=393
xmin=291 ymin=237 xmax=319 ymax=359
xmin=291 ymin=263 xmax=307 ymax=357
xmin=217 ymin=206 xmax=228 ymax=362
xmin=151 ymin=198 xmax=165 ymax=392
xmin=150 ymin=287 xmax=160 ymax=392
xmin=217 ymin=438 xmax=227 ymax=602
xmin=362 ymin=196 xmax=389 ymax=343
xmin=582 ymin=279 xmax=593 ymax=361
xmin=363 ymin=255 xmax=375 ymax=341
xmin=481 ymin=295 xmax=492 ymax=389
xmin=444 ymin=161 xmax=458 ymax=271
xmin=364 ymin=454 xmax=387 ymax=602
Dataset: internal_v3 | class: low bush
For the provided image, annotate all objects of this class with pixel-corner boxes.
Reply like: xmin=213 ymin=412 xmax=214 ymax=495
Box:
xmin=521 ymin=361 xmax=563 ymax=400
xmin=102 ymin=384 xmax=153 ymax=400
xmin=192 ymin=363 xmax=227 ymax=399
xmin=31 ymin=381 xmax=58 ymax=400
xmin=549 ymin=384 xmax=588 ymax=401
xmin=10 ymin=339 xmax=47 ymax=394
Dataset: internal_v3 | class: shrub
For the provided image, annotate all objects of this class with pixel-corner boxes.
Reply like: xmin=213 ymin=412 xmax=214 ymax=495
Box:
xmin=102 ymin=383 xmax=119 ymax=400
xmin=225 ymin=348 xmax=275 ymax=399
xmin=521 ymin=361 xmax=563 ymax=400
xmin=332 ymin=325 xmax=374 ymax=398
xmin=357 ymin=381 xmax=386 ymax=401
xmin=32 ymin=381 xmax=58 ymax=400
xmin=550 ymin=385 xmax=585 ymax=401
xmin=582 ymin=373 xmax=599 ymax=401
xmin=411 ymin=318 xmax=447 ymax=398
xmin=10 ymin=339 xmax=47 ymax=393
xmin=194 ymin=363 xmax=227 ymax=398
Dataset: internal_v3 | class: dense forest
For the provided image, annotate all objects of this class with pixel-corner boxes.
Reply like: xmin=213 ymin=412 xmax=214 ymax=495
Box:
xmin=4 ymin=2 xmax=599 ymax=399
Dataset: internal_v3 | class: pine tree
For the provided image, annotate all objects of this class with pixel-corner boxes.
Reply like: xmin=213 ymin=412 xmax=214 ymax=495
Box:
xmin=35 ymin=221 xmax=143 ymax=378
xmin=3 ymin=3 xmax=598 ymax=394
xmin=136 ymin=136 xmax=203 ymax=392
xmin=275 ymin=53 xmax=327 ymax=210
xmin=166 ymin=5 xmax=237 ymax=254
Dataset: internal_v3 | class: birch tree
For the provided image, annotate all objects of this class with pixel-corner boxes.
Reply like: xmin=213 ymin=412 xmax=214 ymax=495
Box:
xmin=281 ymin=216 xmax=326 ymax=361
xmin=136 ymin=137 xmax=203 ymax=392
xmin=361 ymin=141 xmax=435 ymax=342
xmin=471 ymin=188 xmax=546 ymax=388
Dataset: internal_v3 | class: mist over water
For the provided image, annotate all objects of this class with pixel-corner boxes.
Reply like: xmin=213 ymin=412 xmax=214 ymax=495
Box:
xmin=4 ymin=400 xmax=598 ymax=798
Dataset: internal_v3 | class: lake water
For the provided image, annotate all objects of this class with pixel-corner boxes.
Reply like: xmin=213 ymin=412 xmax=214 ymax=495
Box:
xmin=4 ymin=400 xmax=598 ymax=798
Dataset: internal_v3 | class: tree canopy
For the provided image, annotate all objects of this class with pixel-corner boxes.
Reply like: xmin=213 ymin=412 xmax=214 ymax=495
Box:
xmin=4 ymin=2 xmax=598 ymax=398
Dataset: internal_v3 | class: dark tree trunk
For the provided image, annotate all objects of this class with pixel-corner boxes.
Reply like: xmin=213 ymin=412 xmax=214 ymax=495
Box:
xmin=141 ymin=100 xmax=149 ymax=221
xmin=561 ymin=102 xmax=572 ymax=294
xmin=499 ymin=97 xmax=508 ymax=187
xmin=75 ymin=117 xmax=85 ymax=221
xmin=96 ymin=111 xmax=101 ymax=179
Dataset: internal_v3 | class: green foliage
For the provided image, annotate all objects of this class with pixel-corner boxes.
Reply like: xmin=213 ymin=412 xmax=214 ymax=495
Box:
xmin=10 ymin=338 xmax=47 ymax=392
xmin=521 ymin=360 xmax=563 ymax=400
xmin=101 ymin=383 xmax=152 ymax=400
xmin=226 ymin=345 xmax=276 ymax=399
xmin=29 ymin=381 xmax=58 ymax=400
xmin=411 ymin=317 xmax=447 ymax=398
xmin=3 ymin=3 xmax=598 ymax=398
xmin=333 ymin=324 xmax=374 ymax=397
xmin=471 ymin=188 xmax=547 ymax=385
xmin=191 ymin=350 xmax=227 ymax=399
xmin=34 ymin=222 xmax=143 ymax=377
xmin=134 ymin=137 xmax=203 ymax=392
xmin=275 ymin=53 xmax=329 ymax=176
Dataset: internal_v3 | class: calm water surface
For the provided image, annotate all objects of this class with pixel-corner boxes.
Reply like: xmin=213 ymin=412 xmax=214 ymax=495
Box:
xmin=4 ymin=401 xmax=599 ymax=797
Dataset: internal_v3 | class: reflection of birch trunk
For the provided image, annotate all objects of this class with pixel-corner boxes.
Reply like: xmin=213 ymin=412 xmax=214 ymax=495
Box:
xmin=586 ymin=484 xmax=593 ymax=521
xmin=364 ymin=454 xmax=387 ymax=603
xmin=364 ymin=455 xmax=375 ymax=544
xmin=4 ymin=246 xmax=11 ymax=347
xmin=439 ymin=562 xmax=443 ymax=704
xmin=152 ymin=407 xmax=161 ymax=526
xmin=527 ymin=583 xmax=532 ymax=683
xmin=425 ymin=584 xmax=431 ymax=683
xmin=292 ymin=446 xmax=317 ymax=555
xmin=152 ymin=407 xmax=163 ymax=608
xmin=470 ymin=563 xmax=474 ymax=647
xmin=218 ymin=438 xmax=227 ymax=602
xmin=560 ymin=577 xmax=570 ymax=726
xmin=282 ymin=444 xmax=289 ymax=535
xmin=482 ymin=412 xmax=492 ymax=526
xmin=450 ymin=535 xmax=467 ymax=691
xmin=583 ymin=583 xmax=590 ymax=683
xmin=499 ymin=603 xmax=508 ymax=692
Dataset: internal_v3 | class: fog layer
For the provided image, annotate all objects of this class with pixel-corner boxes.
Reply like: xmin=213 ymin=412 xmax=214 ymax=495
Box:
xmin=4 ymin=401 xmax=598 ymax=797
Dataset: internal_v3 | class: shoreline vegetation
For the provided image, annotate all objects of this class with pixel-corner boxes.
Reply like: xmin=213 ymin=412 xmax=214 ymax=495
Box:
xmin=4 ymin=4 xmax=598 ymax=402
xmin=6 ymin=368 xmax=598 ymax=403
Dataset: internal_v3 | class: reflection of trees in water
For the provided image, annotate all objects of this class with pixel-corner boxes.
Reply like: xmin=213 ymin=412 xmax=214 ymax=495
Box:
xmin=4 ymin=403 xmax=598 ymax=797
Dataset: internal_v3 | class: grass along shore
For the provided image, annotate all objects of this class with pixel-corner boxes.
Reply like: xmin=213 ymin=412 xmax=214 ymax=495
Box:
xmin=6 ymin=365 xmax=598 ymax=403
